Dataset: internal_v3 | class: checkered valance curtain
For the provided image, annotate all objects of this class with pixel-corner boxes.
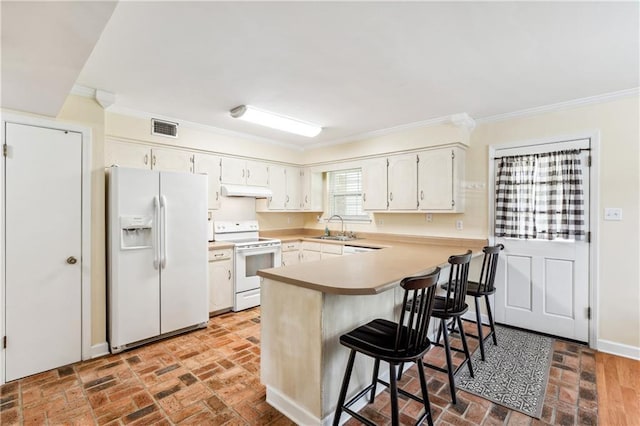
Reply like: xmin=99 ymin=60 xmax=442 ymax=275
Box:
xmin=495 ymin=150 xmax=585 ymax=240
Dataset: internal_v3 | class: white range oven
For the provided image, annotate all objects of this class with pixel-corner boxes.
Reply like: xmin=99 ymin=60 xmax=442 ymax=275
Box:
xmin=213 ymin=220 xmax=281 ymax=311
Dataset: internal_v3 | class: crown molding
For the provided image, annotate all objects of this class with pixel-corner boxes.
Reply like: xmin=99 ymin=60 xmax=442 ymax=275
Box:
xmin=476 ymin=87 xmax=640 ymax=124
xmin=303 ymin=115 xmax=458 ymax=150
xmin=71 ymin=84 xmax=96 ymax=98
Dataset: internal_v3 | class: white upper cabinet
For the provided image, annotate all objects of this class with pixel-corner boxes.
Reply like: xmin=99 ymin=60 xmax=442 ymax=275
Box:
xmin=220 ymin=157 xmax=246 ymax=185
xmin=105 ymin=139 xmax=152 ymax=169
xmin=387 ymin=153 xmax=418 ymax=210
xmin=301 ymin=168 xmax=323 ymax=211
xmin=264 ymin=165 xmax=303 ymax=211
xmin=285 ymin=167 xmax=301 ymax=210
xmin=221 ymin=157 xmax=270 ymax=186
xmin=361 ymin=157 xmax=389 ymax=211
xmin=267 ymin=165 xmax=287 ymax=210
xmin=151 ymin=147 xmax=194 ymax=173
xmin=105 ymin=140 xmax=194 ymax=173
xmin=194 ymin=153 xmax=222 ymax=210
xmin=246 ymin=160 xmax=270 ymax=187
xmin=418 ymin=146 xmax=465 ymax=212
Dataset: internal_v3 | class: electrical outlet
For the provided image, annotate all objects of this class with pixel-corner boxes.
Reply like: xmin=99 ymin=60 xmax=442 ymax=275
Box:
xmin=604 ymin=208 xmax=622 ymax=221
xmin=456 ymin=220 xmax=463 ymax=230
xmin=287 ymin=216 xmax=291 ymax=224
xmin=426 ymin=213 xmax=433 ymax=223
xmin=377 ymin=218 xmax=384 ymax=226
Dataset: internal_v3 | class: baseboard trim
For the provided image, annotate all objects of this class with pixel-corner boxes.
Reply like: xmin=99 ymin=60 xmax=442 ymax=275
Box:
xmin=597 ymin=339 xmax=640 ymax=360
xmin=266 ymin=368 xmax=394 ymax=426
xmin=90 ymin=342 xmax=110 ymax=359
xmin=266 ymin=385 xmax=322 ymax=426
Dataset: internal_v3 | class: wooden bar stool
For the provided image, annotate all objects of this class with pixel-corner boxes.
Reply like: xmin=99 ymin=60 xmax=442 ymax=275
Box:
xmin=332 ymin=268 xmax=441 ymax=426
xmin=463 ymin=244 xmax=504 ymax=361
xmin=404 ymin=250 xmax=474 ymax=405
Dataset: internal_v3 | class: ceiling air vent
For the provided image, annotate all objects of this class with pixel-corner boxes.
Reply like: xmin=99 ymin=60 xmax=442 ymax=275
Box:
xmin=151 ymin=119 xmax=178 ymax=138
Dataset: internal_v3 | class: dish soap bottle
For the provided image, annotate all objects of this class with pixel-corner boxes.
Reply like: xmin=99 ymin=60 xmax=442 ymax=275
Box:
xmin=324 ymin=225 xmax=330 ymax=237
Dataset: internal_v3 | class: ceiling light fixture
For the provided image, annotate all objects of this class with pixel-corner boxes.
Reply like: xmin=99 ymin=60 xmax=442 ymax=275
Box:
xmin=230 ymin=105 xmax=322 ymax=137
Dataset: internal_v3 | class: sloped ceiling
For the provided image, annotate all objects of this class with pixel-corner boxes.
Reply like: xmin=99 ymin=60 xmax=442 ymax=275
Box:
xmin=2 ymin=2 xmax=639 ymax=148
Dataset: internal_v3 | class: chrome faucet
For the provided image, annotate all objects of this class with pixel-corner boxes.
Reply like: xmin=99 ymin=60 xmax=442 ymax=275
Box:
xmin=327 ymin=215 xmax=344 ymax=236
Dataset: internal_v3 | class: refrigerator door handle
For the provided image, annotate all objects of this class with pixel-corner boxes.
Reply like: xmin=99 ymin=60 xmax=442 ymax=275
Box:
xmin=153 ymin=196 xmax=160 ymax=269
xmin=160 ymin=195 xmax=168 ymax=269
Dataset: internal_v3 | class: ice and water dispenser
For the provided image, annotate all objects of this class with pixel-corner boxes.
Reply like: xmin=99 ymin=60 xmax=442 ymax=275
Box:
xmin=120 ymin=216 xmax=153 ymax=249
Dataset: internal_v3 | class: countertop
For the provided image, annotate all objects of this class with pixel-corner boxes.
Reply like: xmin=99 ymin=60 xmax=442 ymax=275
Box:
xmin=257 ymin=233 xmax=486 ymax=295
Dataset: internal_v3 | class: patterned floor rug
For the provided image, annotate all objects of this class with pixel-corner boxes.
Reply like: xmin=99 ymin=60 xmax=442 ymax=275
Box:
xmin=455 ymin=324 xmax=554 ymax=419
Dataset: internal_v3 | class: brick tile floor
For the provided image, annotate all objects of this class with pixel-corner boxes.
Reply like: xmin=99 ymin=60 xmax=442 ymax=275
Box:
xmin=0 ymin=309 xmax=597 ymax=425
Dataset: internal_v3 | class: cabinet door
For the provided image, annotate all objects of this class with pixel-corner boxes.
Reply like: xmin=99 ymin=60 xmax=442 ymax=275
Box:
xmin=246 ymin=160 xmax=270 ymax=187
xmin=361 ymin=158 xmax=388 ymax=210
xmin=301 ymin=168 xmax=323 ymax=211
xmin=268 ymin=165 xmax=287 ymax=210
xmin=320 ymin=252 xmax=341 ymax=260
xmin=194 ymin=153 xmax=222 ymax=209
xmin=152 ymin=147 xmax=193 ymax=172
xmin=388 ymin=153 xmax=418 ymax=210
xmin=105 ymin=140 xmax=151 ymax=169
xmin=285 ymin=167 xmax=301 ymax=210
xmin=209 ymin=258 xmax=233 ymax=312
xmin=418 ymin=148 xmax=454 ymax=211
xmin=282 ymin=251 xmax=301 ymax=267
xmin=221 ymin=157 xmax=247 ymax=185
xmin=301 ymin=250 xmax=321 ymax=263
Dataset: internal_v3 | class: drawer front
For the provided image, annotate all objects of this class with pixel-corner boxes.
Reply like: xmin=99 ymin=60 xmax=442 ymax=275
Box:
xmin=282 ymin=241 xmax=301 ymax=252
xmin=321 ymin=243 xmax=342 ymax=255
xmin=209 ymin=248 xmax=233 ymax=261
xmin=301 ymin=241 xmax=321 ymax=252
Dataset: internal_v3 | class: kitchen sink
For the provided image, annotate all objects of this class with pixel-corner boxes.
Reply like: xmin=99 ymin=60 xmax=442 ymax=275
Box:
xmin=312 ymin=235 xmax=358 ymax=241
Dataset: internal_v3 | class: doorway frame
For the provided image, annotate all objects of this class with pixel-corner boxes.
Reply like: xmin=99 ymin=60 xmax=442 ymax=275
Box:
xmin=0 ymin=112 xmax=92 ymax=385
xmin=488 ymin=131 xmax=600 ymax=349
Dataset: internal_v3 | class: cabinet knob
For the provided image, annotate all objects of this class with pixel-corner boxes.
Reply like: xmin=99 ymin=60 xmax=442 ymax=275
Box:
xmin=66 ymin=256 xmax=77 ymax=265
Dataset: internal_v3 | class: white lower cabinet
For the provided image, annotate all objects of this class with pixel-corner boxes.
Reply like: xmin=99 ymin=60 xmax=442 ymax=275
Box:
xmin=301 ymin=241 xmax=322 ymax=263
xmin=208 ymin=248 xmax=234 ymax=314
xmin=301 ymin=241 xmax=342 ymax=262
xmin=281 ymin=241 xmax=301 ymax=267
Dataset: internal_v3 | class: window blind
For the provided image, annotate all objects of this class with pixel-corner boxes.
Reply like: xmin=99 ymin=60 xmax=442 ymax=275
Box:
xmin=327 ymin=168 xmax=368 ymax=220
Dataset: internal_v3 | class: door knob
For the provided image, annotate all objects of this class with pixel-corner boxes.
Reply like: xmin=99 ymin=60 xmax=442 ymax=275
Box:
xmin=66 ymin=256 xmax=78 ymax=265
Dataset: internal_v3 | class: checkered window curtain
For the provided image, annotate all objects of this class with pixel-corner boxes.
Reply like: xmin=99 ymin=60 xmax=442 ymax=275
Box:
xmin=495 ymin=150 xmax=585 ymax=240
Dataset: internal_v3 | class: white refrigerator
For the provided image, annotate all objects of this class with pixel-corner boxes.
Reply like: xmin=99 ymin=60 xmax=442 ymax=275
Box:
xmin=108 ymin=167 xmax=208 ymax=353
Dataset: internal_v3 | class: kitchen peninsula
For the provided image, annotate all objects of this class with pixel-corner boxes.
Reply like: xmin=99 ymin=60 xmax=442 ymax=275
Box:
xmin=257 ymin=236 xmax=485 ymax=425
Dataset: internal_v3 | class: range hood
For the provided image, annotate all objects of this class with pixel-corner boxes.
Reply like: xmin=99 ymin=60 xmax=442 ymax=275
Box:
xmin=221 ymin=184 xmax=272 ymax=198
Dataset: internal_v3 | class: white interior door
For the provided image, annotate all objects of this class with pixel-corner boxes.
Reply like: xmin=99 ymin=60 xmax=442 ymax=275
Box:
xmin=159 ymin=172 xmax=208 ymax=333
xmin=4 ymin=123 xmax=82 ymax=381
xmin=493 ymin=140 xmax=590 ymax=342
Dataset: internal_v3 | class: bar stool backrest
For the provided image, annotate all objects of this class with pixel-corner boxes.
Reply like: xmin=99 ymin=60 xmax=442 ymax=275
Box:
xmin=441 ymin=250 xmax=473 ymax=314
xmin=396 ymin=267 xmax=441 ymax=355
xmin=476 ymin=244 xmax=505 ymax=293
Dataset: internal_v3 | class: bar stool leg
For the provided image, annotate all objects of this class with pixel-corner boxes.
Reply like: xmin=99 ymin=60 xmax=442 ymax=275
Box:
xmin=474 ymin=297 xmax=486 ymax=361
xmin=416 ymin=359 xmax=434 ymax=426
xmin=389 ymin=363 xmax=399 ymax=426
xmin=440 ymin=319 xmax=457 ymax=404
xmin=333 ymin=350 xmax=356 ymax=426
xmin=369 ymin=358 xmax=380 ymax=403
xmin=485 ymin=294 xmax=498 ymax=346
xmin=456 ymin=317 xmax=474 ymax=378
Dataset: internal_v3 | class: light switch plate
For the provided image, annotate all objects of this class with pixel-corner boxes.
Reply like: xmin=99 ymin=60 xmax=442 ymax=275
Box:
xmin=604 ymin=208 xmax=622 ymax=221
